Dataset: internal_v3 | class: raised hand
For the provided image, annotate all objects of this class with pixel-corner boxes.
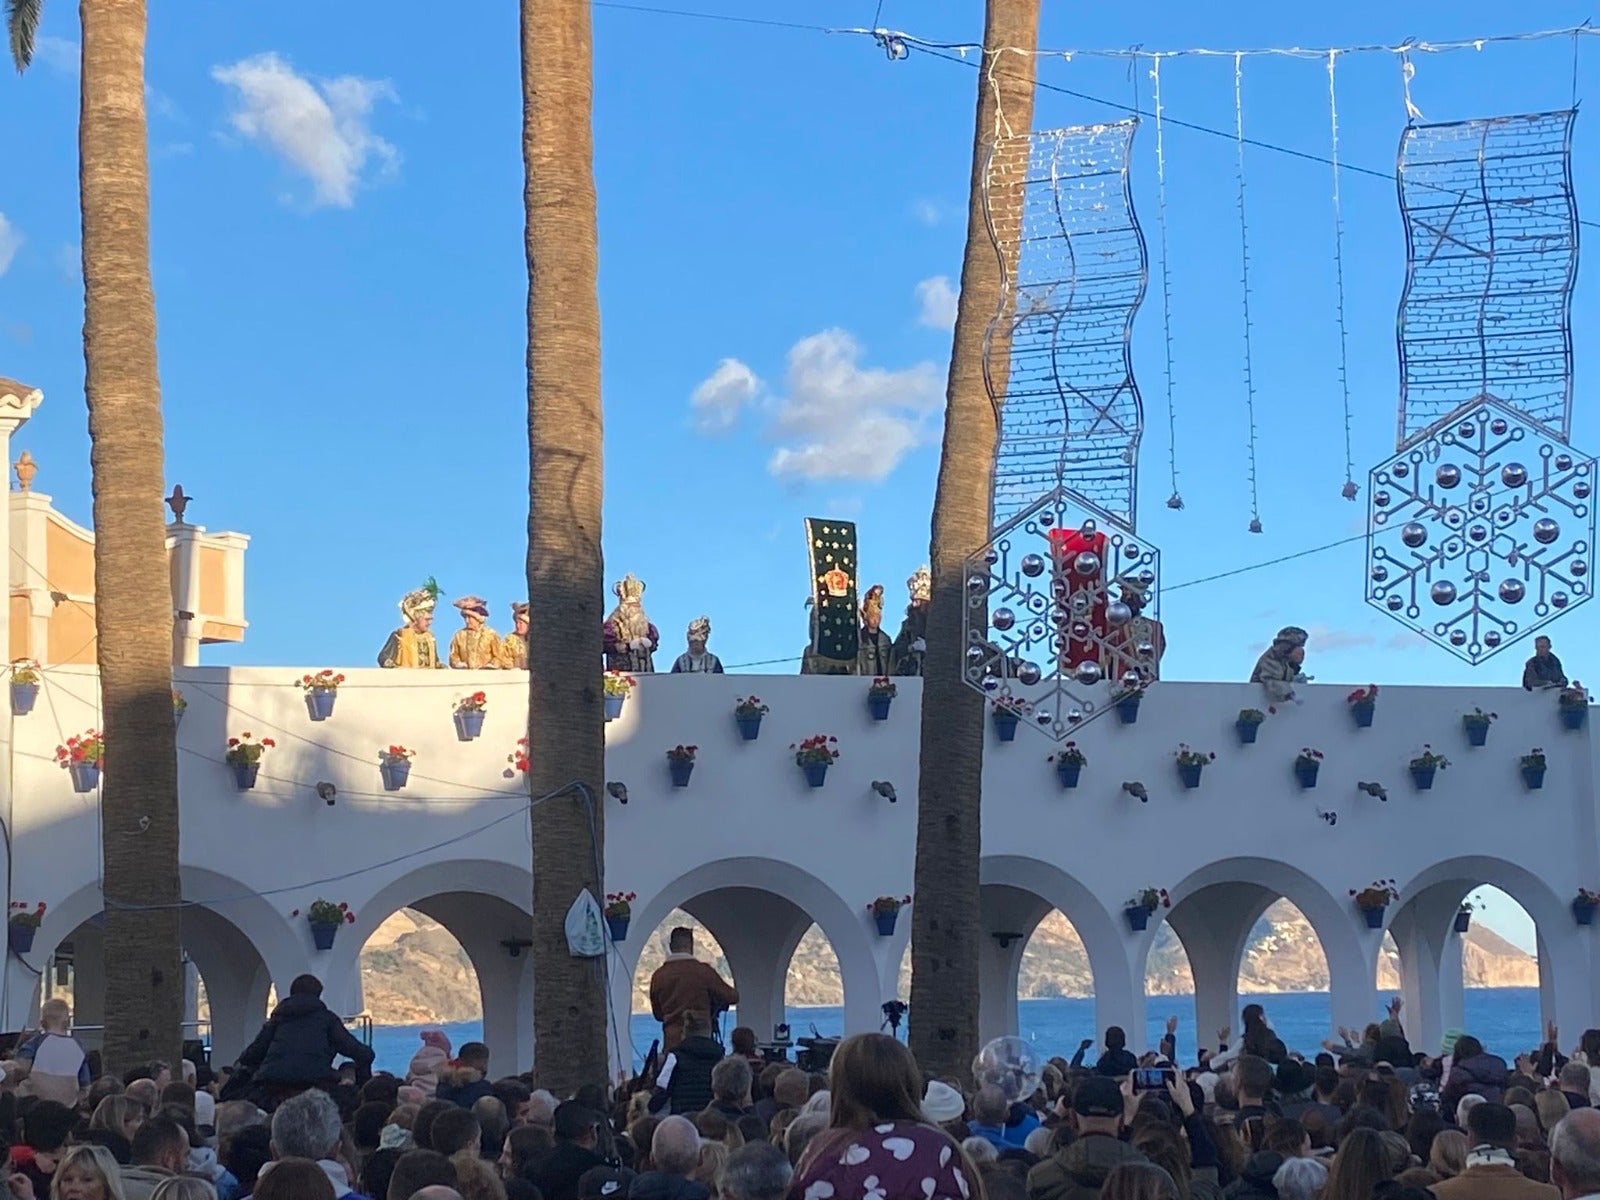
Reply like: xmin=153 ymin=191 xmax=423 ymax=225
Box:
xmin=1166 ymin=1016 xmax=1179 ymax=1037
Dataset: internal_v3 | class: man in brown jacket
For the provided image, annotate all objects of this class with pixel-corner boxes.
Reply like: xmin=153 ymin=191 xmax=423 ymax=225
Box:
xmin=1433 ymin=1102 xmax=1558 ymax=1200
xmin=649 ymin=927 xmax=738 ymax=1052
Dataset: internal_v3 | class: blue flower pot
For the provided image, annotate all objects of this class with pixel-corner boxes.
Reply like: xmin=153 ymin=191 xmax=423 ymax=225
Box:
xmin=1055 ymin=762 xmax=1081 ymax=789
xmin=874 ymin=911 xmax=898 ymax=937
xmin=231 ymin=762 xmax=259 ymax=791
xmin=1115 ymin=697 xmax=1141 ymax=725
xmin=68 ymin=762 xmax=100 ymax=794
xmin=1522 ymin=765 xmax=1546 ymax=790
xmin=993 ymin=711 xmax=1020 ymax=742
xmin=1410 ymin=764 xmax=1436 ymax=791
xmin=1454 ymin=911 xmax=1472 ymax=934
xmin=1235 ymin=720 xmax=1259 ymax=745
xmin=669 ymin=759 xmax=694 ymax=788
xmin=1125 ymin=906 xmax=1150 ymax=932
xmin=604 ymin=694 xmax=625 ymax=722
xmin=310 ymin=921 xmax=339 ymax=951
xmin=1294 ymin=761 xmax=1320 ymax=789
xmin=1561 ymin=705 xmax=1587 ymax=731
xmin=1464 ymin=720 xmax=1489 ymax=747
xmin=1351 ymin=702 xmax=1375 ymax=729
xmin=868 ymin=694 xmax=892 ymax=721
xmin=1177 ymin=762 xmax=1203 ymax=789
xmin=1362 ymin=906 xmax=1386 ymax=930
xmin=8 ymin=924 xmax=35 ymax=955
xmin=455 ymin=709 xmax=485 ymax=741
xmin=1575 ymin=901 xmax=1598 ymax=927
xmin=10 ymin=683 xmax=37 ymax=716
xmin=802 ymin=761 xmax=829 ymax=788
xmin=736 ymin=715 xmax=762 ymax=741
xmin=381 ymin=760 xmax=411 ymax=792
xmin=306 ymin=688 xmax=336 ymax=721
xmin=607 ymin=915 xmax=630 ymax=942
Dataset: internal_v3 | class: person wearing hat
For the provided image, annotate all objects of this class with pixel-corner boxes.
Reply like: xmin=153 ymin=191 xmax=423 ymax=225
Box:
xmin=603 ymin=573 xmax=659 ymax=673
xmin=378 ymin=580 xmax=445 ymax=668
xmin=856 ymin=586 xmax=894 ymax=677
xmin=1110 ymin=576 xmax=1165 ymax=682
xmin=891 ymin=567 xmax=931 ymax=677
xmin=1027 ymin=1076 xmax=1148 ymax=1200
xmin=576 ymin=1165 xmax=636 ymax=1200
xmin=669 ymin=617 xmax=723 ymax=674
xmin=1249 ymin=626 xmax=1309 ymax=703
xmin=498 ymin=603 xmax=530 ymax=669
xmin=449 ymin=596 xmax=502 ymax=669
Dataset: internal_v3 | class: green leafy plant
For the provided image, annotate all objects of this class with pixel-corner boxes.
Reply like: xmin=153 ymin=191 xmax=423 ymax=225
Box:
xmin=869 ymin=895 xmax=912 ymax=916
xmin=734 ymin=695 xmax=768 ymax=719
xmin=225 ymin=733 xmax=275 ymax=766
xmin=1409 ymin=745 xmax=1450 ymax=771
xmin=1351 ymin=880 xmax=1399 ymax=910
xmin=301 ymin=899 xmax=355 ymax=926
xmin=1237 ymin=708 xmax=1266 ymax=725
xmin=1049 ymin=742 xmax=1087 ymax=767
xmin=1462 ymin=707 xmax=1498 ymax=727
xmin=792 ymin=735 xmax=839 ymax=767
xmin=8 ymin=902 xmax=44 ymax=929
xmin=867 ymin=676 xmax=898 ymax=699
xmin=1128 ymin=888 xmax=1170 ymax=914
xmin=1521 ymin=747 xmax=1547 ymax=770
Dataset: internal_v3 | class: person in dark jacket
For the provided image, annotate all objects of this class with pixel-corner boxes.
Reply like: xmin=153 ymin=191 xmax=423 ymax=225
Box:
xmin=1066 ymin=1028 xmax=1137 ymax=1079
xmin=1440 ymin=1036 xmax=1509 ymax=1116
xmin=236 ymin=974 xmax=375 ymax=1099
xmin=649 ymin=1012 xmax=723 ymax=1116
xmin=1027 ymin=1077 xmax=1149 ymax=1200
xmin=629 ymin=1116 xmax=707 ymax=1200
xmin=1222 ymin=1150 xmax=1284 ymax=1199
xmin=436 ymin=1043 xmax=495 ymax=1109
xmin=529 ymin=1103 xmax=610 ymax=1200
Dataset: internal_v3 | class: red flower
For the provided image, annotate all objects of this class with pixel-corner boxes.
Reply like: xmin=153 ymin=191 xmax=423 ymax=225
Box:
xmin=345 ymin=913 xmax=356 ymax=923
xmin=262 ymin=739 xmax=276 ymax=748
xmin=228 ymin=738 xmax=240 ymax=747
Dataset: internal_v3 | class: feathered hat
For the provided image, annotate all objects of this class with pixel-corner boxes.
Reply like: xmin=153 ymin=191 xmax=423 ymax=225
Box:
xmin=907 ymin=566 xmax=932 ymax=604
xmin=398 ymin=578 xmax=441 ymax=622
xmin=510 ymin=601 xmax=530 ymax=619
xmin=861 ymin=584 xmax=885 ymax=622
xmin=687 ymin=616 xmax=711 ymax=642
xmin=453 ymin=595 xmax=489 ymax=618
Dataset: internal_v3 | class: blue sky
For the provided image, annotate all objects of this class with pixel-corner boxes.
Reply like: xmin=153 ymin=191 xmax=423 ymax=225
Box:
xmin=6 ymin=0 xmax=1597 ymax=952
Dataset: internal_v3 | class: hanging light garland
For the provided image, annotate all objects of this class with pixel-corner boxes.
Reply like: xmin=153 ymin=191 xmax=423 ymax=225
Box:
xmin=1232 ymin=53 xmax=1263 ymax=533
xmin=1328 ymin=51 xmax=1358 ymax=501
xmin=1151 ymin=57 xmax=1184 ymax=512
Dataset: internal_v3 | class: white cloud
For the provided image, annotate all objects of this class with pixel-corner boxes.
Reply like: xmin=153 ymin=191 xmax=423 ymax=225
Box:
xmin=911 ymin=198 xmax=944 ymax=227
xmin=212 ymin=52 xmax=398 ymax=208
xmin=57 ymin=243 xmax=80 ymax=285
xmin=0 ymin=216 xmax=22 ymax=277
xmin=689 ymin=358 xmax=761 ymax=433
xmin=915 ymin=275 xmax=958 ymax=331
xmin=32 ymin=35 xmax=78 ymax=74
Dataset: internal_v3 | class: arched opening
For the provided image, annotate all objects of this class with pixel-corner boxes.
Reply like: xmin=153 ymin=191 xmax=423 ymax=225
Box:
xmin=1229 ymin=899 xmax=1332 ymax=1061
xmin=1018 ymin=909 xmax=1098 ymax=1048
xmin=358 ymin=908 xmax=483 ymax=1076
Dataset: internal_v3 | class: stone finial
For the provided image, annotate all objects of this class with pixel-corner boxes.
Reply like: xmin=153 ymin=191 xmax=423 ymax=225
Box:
xmin=165 ymin=485 xmax=192 ymax=522
xmin=12 ymin=451 xmax=35 ymax=493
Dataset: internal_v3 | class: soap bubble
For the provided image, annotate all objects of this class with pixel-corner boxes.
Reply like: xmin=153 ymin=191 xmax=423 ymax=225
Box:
xmin=972 ymin=1035 xmax=1042 ymax=1102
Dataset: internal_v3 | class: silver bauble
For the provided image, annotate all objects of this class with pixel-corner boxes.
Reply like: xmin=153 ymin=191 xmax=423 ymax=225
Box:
xmin=966 ymin=644 xmax=986 ymax=665
xmin=1069 ymin=593 xmax=1091 ymax=616
xmin=1035 ymin=710 xmax=1052 ymax=725
xmin=982 ymin=677 xmax=999 ymax=691
xmin=1016 ymin=661 xmax=1042 ymax=685
xmin=1458 ymin=421 xmax=1477 ymax=438
xmin=1430 ymin=581 xmax=1457 ymax=605
xmin=1121 ymin=670 xmax=1143 ymax=689
xmin=967 ymin=574 xmax=988 ymax=596
xmin=1038 ymin=511 xmax=1055 ymax=527
xmin=1501 ymin=462 xmax=1529 ymax=488
xmin=1105 ymin=601 xmax=1133 ymax=627
xmin=992 ymin=607 xmax=1016 ymax=631
xmin=1387 ymin=595 xmax=1404 ymax=612
xmin=1450 ymin=630 xmax=1467 ymax=647
xmin=1067 ymin=709 xmax=1083 ymax=724
xmin=1575 ymin=482 xmax=1593 ymax=500
xmin=1021 ymin=553 xmax=1046 ymax=577
xmin=1371 ymin=566 xmax=1389 ymax=583
xmin=1124 ymin=543 xmax=1141 ymax=559
xmin=1498 ymin=579 xmax=1526 ymax=604
xmin=1484 ymin=631 xmax=1502 ymax=648
xmin=1491 ymin=418 xmax=1509 ymax=435
xmin=1401 ymin=522 xmax=1428 ymax=548
xmin=1070 ymin=621 xmax=1090 ymax=639
xmin=1553 ymin=591 xmax=1570 ymax=609
xmin=1573 ymin=561 xmax=1589 ymax=578
xmin=1074 ymin=661 xmax=1103 ymax=686
xmin=1393 ymin=462 xmax=1410 ymax=478
xmin=983 ymin=549 xmax=1000 ymax=565
xmin=1557 ymin=454 xmax=1575 ymax=471
xmin=1469 ymin=525 xmax=1488 ymax=543
xmin=1079 ymin=519 xmax=1097 ymax=538
xmin=1137 ymin=641 xmax=1155 ymax=657
xmin=1436 ymin=464 xmax=1462 ymax=489
xmin=1534 ymin=519 xmax=1561 ymax=545
xmin=1375 ymin=491 xmax=1391 ymax=507
xmin=1138 ymin=569 xmax=1156 ymax=586
xmin=1073 ymin=551 xmax=1100 ymax=576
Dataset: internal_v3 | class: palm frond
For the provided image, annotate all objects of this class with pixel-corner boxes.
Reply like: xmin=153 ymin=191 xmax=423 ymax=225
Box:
xmin=6 ymin=0 xmax=43 ymax=72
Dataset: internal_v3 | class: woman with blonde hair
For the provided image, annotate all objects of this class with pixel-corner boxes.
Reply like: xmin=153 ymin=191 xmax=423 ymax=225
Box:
xmin=89 ymin=1096 xmax=146 ymax=1143
xmin=789 ymin=1033 xmax=977 ymax=1200
xmin=694 ymin=1141 xmax=728 ymax=1199
xmin=1428 ymin=1128 xmax=1468 ymax=1179
xmin=45 ymin=1146 xmax=124 ymax=1200
xmin=1324 ymin=1128 xmax=1392 ymax=1200
xmin=1536 ymin=1088 xmax=1570 ymax=1135
xmin=147 ymin=1181 xmax=212 ymax=1200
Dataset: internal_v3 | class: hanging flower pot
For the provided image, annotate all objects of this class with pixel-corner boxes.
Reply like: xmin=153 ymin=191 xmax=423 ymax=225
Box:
xmin=1410 ymin=765 xmax=1436 ymax=791
xmin=7 ymin=923 xmax=35 ymax=955
xmin=1114 ymin=693 xmax=1142 ymax=725
xmin=1124 ymin=905 xmax=1150 ymax=932
xmin=793 ymin=735 xmax=838 ymax=788
xmin=232 ymin=763 xmax=260 ymax=791
xmin=454 ymin=693 xmax=488 ymax=741
xmin=379 ymin=747 xmax=414 ymax=792
xmin=310 ymin=921 xmax=339 ymax=951
xmin=1409 ymin=746 xmax=1448 ymax=792
xmin=1462 ymin=708 xmax=1496 ymax=747
xmin=802 ymin=762 xmax=829 ymax=788
xmin=1348 ymin=685 xmax=1378 ymax=729
xmin=1055 ymin=761 xmax=1082 ymax=788
xmin=869 ymin=896 xmax=909 ymax=937
xmin=1124 ymin=888 xmax=1168 ymax=933
xmin=604 ymin=892 xmax=635 ymax=940
xmin=604 ymin=694 xmax=625 ymax=721
xmin=875 ymin=911 xmax=898 ymax=937
xmin=866 ymin=678 xmax=897 ymax=721
xmin=1177 ymin=763 xmax=1203 ymax=789
xmin=666 ymin=746 xmax=697 ymax=788
xmin=1174 ymin=745 xmax=1213 ymax=790
xmin=1351 ymin=881 xmax=1398 ymax=929
xmin=302 ymin=900 xmax=355 ymax=949
xmin=1295 ymin=761 xmax=1320 ymax=789
xmin=10 ymin=682 xmax=37 ymax=716
xmin=1520 ymin=749 xmax=1546 ymax=790
xmin=1049 ymin=745 xmax=1086 ymax=789
xmin=607 ymin=914 xmax=630 ymax=941
xmin=1561 ymin=705 xmax=1587 ymax=730
xmin=173 ymin=690 xmax=187 ymax=729
xmin=1235 ymin=709 xmax=1265 ymax=745
xmin=734 ymin=696 xmax=768 ymax=741
xmin=1362 ymin=905 xmax=1387 ymax=930
xmin=992 ymin=707 xmax=1021 ymax=742
xmin=603 ymin=671 xmax=636 ymax=722
xmin=69 ymin=762 xmax=101 ymax=793
xmin=299 ymin=671 xmax=345 ymax=722
xmin=1574 ymin=892 xmax=1599 ymax=926
xmin=56 ymin=730 xmax=104 ymax=793
xmin=1453 ymin=909 xmax=1472 ymax=934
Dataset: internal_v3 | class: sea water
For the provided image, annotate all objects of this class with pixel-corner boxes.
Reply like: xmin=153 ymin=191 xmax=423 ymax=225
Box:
xmin=364 ymin=988 xmax=1542 ymax=1075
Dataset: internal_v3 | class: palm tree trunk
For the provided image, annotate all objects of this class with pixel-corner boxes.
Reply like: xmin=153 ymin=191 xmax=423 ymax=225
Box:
xmin=908 ymin=0 xmax=1038 ymax=1083
xmin=520 ymin=0 xmax=609 ymax=1093
xmin=79 ymin=0 xmax=184 ymax=1075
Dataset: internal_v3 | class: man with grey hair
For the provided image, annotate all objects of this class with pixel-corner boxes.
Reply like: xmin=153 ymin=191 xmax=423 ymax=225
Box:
xmin=709 ymin=1055 xmax=752 ymax=1119
xmin=525 ymin=1089 xmax=558 ymax=1131
xmin=268 ymin=1089 xmax=363 ymax=1200
xmin=631 ymin=1116 xmax=706 ymax=1200
xmin=720 ymin=1142 xmax=791 ymax=1200
xmin=1271 ymin=1156 xmax=1329 ymax=1200
xmin=782 ymin=1114 xmax=826 ymax=1170
xmin=1552 ymin=1108 xmax=1600 ymax=1199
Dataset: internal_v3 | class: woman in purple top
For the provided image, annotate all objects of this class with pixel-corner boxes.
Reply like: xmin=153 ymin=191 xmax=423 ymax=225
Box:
xmin=790 ymin=1034 xmax=979 ymax=1200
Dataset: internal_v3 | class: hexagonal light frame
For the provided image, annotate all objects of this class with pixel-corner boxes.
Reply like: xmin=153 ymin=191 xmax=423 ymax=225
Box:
xmin=963 ymin=486 xmax=1161 ymax=741
xmin=1366 ymin=397 xmax=1594 ymax=663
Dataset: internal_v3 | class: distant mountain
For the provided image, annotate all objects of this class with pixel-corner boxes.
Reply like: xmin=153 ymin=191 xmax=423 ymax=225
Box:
xmin=358 ymin=900 xmax=1538 ymax=1025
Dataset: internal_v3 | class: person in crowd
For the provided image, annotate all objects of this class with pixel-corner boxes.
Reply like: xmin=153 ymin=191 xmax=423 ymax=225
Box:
xmin=1523 ymin=636 xmax=1569 ymax=690
xmin=1430 ymin=1102 xmax=1557 ymax=1199
xmin=224 ymin=1128 xmax=273 ymax=1200
xmin=386 ymin=1153 xmax=457 ymax=1200
xmin=148 ymin=1180 xmax=213 ymax=1200
xmin=451 ymin=1153 xmax=506 ymax=1200
xmin=1540 ymin=1091 xmax=1574 ymax=1136
xmin=437 ymin=1047 xmax=495 ymax=1111
xmin=525 ymin=1093 xmax=559 ymax=1134
xmin=11 ymin=1000 xmax=90 ymax=1106
xmin=707 ymin=1059 xmax=751 ymax=1121
xmin=1551 ymin=1108 xmax=1600 ymax=1199
xmin=726 ymin=1031 xmax=763 ymax=1078
xmin=1321 ymin=1127 xmax=1391 ymax=1200
xmin=1249 ymin=627 xmax=1308 ymax=703
xmin=92 ymin=1098 xmax=147 ymax=1146
xmin=410 ymin=1189 xmax=464 ymax=1200
xmin=1560 ymin=1063 xmax=1595 ymax=1113
xmin=576 ymin=1165 xmax=633 ymax=1200
xmin=31 ymin=1145 xmax=125 ymax=1200
xmin=431 ymin=1112 xmax=483 ymax=1160
xmin=1441 ymin=1036 xmax=1509 ymax=1115
xmin=265 ymin=1090 xmax=364 ymax=1200
xmin=716 ymin=1143 xmax=786 ymax=1200
xmin=649 ymin=1014 xmax=724 ymax=1117
xmin=789 ymin=1033 xmax=975 ymax=1200
xmin=407 ymin=1035 xmax=452 ymax=1102
xmin=648 ymin=930 xmax=738 ymax=1053
xmin=688 ymin=1144 xmax=724 ymax=1199
xmin=1096 ymin=1163 xmax=1176 ymax=1200
xmin=967 ymin=1086 xmax=1015 ymax=1152
xmin=1028 ymin=1076 xmax=1149 ymax=1200
xmin=527 ymin=1105 xmax=608 ymax=1200
xmin=780 ymin=1116 xmax=824 ymax=1172
xmin=753 ymin=1072 xmax=806 ymax=1131
xmin=1070 ymin=1029 xmax=1137 ymax=1079
xmin=630 ymin=1117 xmax=705 ymax=1200
xmin=256 ymin=1160 xmax=336 ymax=1200
xmin=119 ymin=1119 xmax=190 ymax=1200
xmin=236 ymin=976 xmax=375 ymax=1104
xmin=473 ymin=1099 xmax=509 ymax=1162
